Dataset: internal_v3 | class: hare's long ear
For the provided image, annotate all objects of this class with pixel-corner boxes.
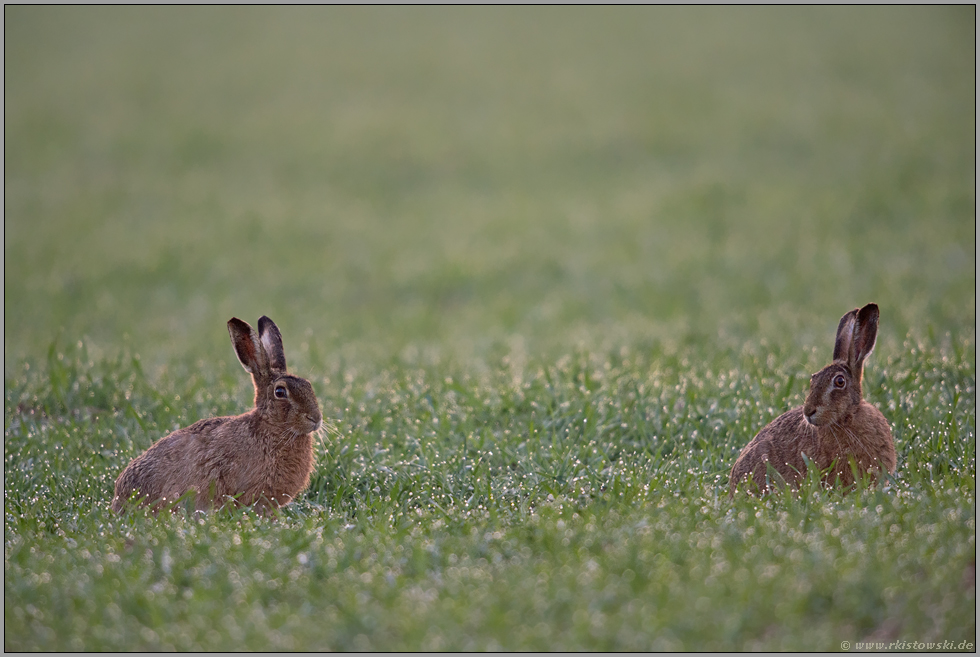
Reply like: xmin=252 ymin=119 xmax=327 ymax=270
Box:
xmin=832 ymin=308 xmax=860 ymax=363
xmin=849 ymin=303 xmax=879 ymax=370
xmin=257 ymin=316 xmax=287 ymax=373
xmin=228 ymin=318 xmax=266 ymax=375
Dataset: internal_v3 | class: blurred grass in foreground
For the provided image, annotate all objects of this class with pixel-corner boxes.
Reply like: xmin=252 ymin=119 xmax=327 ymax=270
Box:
xmin=4 ymin=5 xmax=975 ymax=651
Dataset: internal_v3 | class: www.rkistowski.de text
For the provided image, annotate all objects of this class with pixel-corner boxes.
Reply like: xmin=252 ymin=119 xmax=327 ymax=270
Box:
xmin=843 ymin=640 xmax=973 ymax=651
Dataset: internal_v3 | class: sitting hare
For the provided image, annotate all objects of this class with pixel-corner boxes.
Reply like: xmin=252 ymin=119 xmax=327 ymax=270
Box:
xmin=112 ymin=316 xmax=322 ymax=513
xmin=729 ymin=303 xmax=895 ymax=496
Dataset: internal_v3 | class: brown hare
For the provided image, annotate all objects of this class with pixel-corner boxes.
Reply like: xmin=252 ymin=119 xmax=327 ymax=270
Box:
xmin=729 ymin=303 xmax=896 ymax=497
xmin=112 ymin=316 xmax=322 ymax=513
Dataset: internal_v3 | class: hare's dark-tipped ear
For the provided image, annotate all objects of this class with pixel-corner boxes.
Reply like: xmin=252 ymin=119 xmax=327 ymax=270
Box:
xmin=257 ymin=316 xmax=287 ymax=372
xmin=228 ymin=317 xmax=262 ymax=374
xmin=850 ymin=303 xmax=880 ymax=369
xmin=832 ymin=307 xmax=860 ymax=363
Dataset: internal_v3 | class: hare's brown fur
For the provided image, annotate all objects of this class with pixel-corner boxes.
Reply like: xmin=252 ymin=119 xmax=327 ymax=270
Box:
xmin=729 ymin=303 xmax=896 ymax=497
xmin=112 ymin=316 xmax=321 ymax=513
xmin=728 ymin=403 xmax=895 ymax=496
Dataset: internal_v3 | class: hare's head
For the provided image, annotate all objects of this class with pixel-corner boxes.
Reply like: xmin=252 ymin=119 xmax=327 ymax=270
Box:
xmin=228 ymin=316 xmax=322 ymax=435
xmin=803 ymin=303 xmax=879 ymax=428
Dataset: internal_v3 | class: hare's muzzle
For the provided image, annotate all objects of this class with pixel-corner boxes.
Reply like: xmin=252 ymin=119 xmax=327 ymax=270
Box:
xmin=306 ymin=414 xmax=322 ymax=433
xmin=803 ymin=404 xmax=827 ymax=427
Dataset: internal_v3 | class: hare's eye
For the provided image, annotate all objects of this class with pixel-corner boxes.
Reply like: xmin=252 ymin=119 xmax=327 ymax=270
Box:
xmin=833 ymin=375 xmax=846 ymax=388
xmin=274 ymin=386 xmax=288 ymax=399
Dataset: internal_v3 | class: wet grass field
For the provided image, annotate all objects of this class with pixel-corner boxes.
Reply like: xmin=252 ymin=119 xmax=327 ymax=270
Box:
xmin=4 ymin=6 xmax=975 ymax=650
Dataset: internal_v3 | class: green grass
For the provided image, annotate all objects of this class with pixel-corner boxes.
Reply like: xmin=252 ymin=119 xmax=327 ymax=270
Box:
xmin=5 ymin=6 xmax=976 ymax=651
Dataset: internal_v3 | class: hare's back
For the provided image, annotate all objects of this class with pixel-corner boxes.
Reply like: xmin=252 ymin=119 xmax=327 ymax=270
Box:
xmin=729 ymin=406 xmax=817 ymax=495
xmin=112 ymin=416 xmax=239 ymax=510
xmin=852 ymin=401 xmax=896 ymax=473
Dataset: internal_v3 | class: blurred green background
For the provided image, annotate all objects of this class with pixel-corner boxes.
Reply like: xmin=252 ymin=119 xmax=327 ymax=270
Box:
xmin=5 ymin=6 xmax=974 ymax=373
xmin=4 ymin=7 xmax=975 ymax=651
